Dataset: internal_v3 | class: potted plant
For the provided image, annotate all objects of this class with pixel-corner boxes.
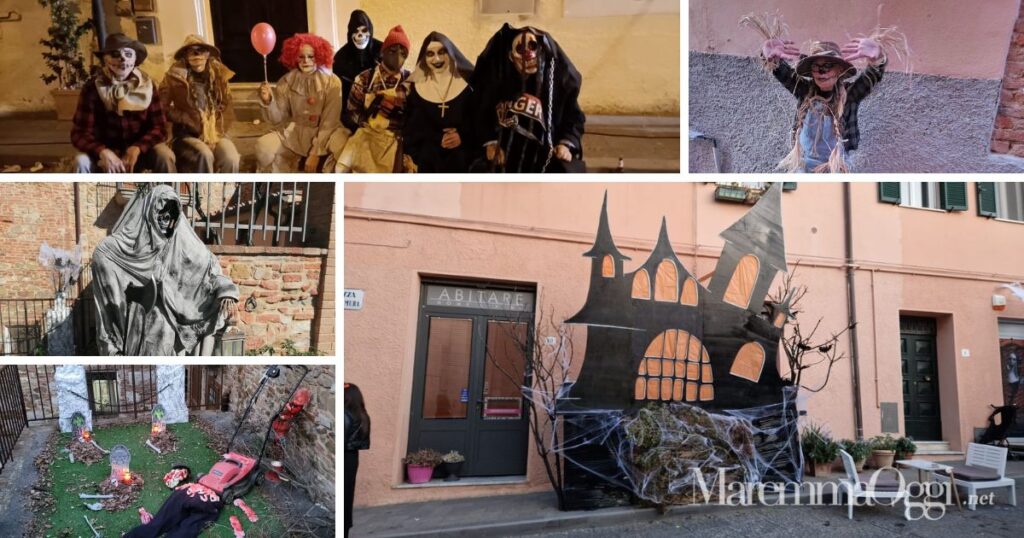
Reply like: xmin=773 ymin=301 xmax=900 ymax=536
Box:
xmin=870 ymin=434 xmax=898 ymax=469
xmin=39 ymin=0 xmax=92 ymax=120
xmin=895 ymin=436 xmax=917 ymax=460
xmin=441 ymin=450 xmax=465 ymax=482
xmin=402 ymin=448 xmax=443 ymax=484
xmin=801 ymin=424 xmax=839 ymax=477
xmin=840 ymin=439 xmax=872 ymax=472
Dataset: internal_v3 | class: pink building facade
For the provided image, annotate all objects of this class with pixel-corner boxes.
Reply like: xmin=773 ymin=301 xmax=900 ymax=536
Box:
xmin=344 ymin=181 xmax=1024 ymax=507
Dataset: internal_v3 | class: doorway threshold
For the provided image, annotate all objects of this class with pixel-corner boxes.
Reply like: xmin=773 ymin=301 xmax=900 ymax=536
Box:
xmin=394 ymin=475 xmax=528 ymax=489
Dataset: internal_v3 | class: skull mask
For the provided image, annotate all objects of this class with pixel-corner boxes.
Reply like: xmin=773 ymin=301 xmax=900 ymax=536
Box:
xmin=352 ymin=25 xmax=370 ymax=50
xmin=510 ymin=30 xmax=540 ymax=76
xmin=424 ymin=41 xmax=449 ymax=77
xmin=155 ymin=202 xmax=179 ymax=239
xmin=105 ymin=47 xmax=137 ymax=81
xmin=185 ymin=46 xmax=210 ymax=73
xmin=297 ymin=44 xmax=317 ymax=74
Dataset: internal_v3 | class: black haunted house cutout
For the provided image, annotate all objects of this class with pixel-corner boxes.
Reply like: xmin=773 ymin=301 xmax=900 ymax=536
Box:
xmin=559 ymin=186 xmax=800 ymax=509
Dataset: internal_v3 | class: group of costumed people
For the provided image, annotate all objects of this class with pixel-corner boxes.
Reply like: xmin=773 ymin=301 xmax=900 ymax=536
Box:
xmin=741 ymin=11 xmax=908 ymax=173
xmin=70 ymin=10 xmax=586 ymax=174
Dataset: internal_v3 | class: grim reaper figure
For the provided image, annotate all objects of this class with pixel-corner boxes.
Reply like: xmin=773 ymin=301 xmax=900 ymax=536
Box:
xmin=92 ymin=185 xmax=238 ymax=355
xmin=470 ymin=24 xmax=585 ymax=173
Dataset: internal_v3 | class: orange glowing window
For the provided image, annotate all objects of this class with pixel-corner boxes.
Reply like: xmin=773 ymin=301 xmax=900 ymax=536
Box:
xmin=645 ymin=332 xmax=664 ymax=358
xmin=660 ymin=379 xmax=673 ymax=400
xmin=654 ymin=260 xmax=678 ymax=302
xmin=701 ymin=364 xmax=713 ymax=382
xmin=663 ymin=330 xmax=677 ymax=359
xmin=601 ymin=255 xmax=615 ymax=278
xmin=687 ymin=362 xmax=700 ymax=380
xmin=773 ymin=311 xmax=787 ymax=328
xmin=730 ymin=342 xmax=766 ymax=382
xmin=647 ymin=378 xmax=660 ymax=399
xmin=632 ymin=269 xmax=651 ymax=300
xmin=635 ymin=329 xmax=714 ymax=402
xmin=680 ymin=277 xmax=698 ymax=306
xmin=686 ymin=382 xmax=698 ymax=401
xmin=675 ymin=331 xmax=689 ymax=359
xmin=634 ymin=378 xmax=646 ymax=400
xmin=699 ymin=385 xmax=714 ymax=401
xmin=723 ymin=255 xmax=760 ymax=308
xmin=673 ymin=379 xmax=684 ymax=401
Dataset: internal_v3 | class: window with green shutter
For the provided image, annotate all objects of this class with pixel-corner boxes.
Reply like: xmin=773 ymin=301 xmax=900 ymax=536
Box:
xmin=977 ymin=182 xmax=997 ymax=217
xmin=878 ymin=182 xmax=901 ymax=204
xmin=940 ymin=183 xmax=967 ymax=211
xmin=782 ymin=182 xmax=797 ymax=191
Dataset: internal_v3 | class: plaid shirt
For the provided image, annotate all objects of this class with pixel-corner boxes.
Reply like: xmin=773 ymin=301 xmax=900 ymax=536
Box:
xmin=344 ymin=66 xmax=409 ymax=133
xmin=70 ymin=77 xmax=168 ymax=157
xmin=772 ymin=59 xmax=886 ymax=151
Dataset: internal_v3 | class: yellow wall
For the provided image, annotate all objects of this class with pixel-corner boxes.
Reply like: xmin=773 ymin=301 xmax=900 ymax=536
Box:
xmin=343 ymin=0 xmax=681 ymax=116
xmin=0 ymin=0 xmax=85 ymax=113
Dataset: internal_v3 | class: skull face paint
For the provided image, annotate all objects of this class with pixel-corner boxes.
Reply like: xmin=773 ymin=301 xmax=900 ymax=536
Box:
xmin=425 ymin=41 xmax=449 ymax=76
xmin=352 ymin=25 xmax=370 ymax=50
xmin=510 ymin=30 xmax=540 ymax=76
xmin=297 ymin=44 xmax=317 ymax=74
xmin=381 ymin=44 xmax=408 ymax=73
xmin=105 ymin=47 xmax=137 ymax=81
xmin=185 ymin=46 xmax=210 ymax=73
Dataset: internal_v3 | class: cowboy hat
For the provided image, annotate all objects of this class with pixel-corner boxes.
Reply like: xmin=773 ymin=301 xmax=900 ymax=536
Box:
xmin=796 ymin=41 xmax=854 ymax=79
xmin=173 ymin=34 xmax=221 ymax=62
xmin=94 ymin=33 xmax=148 ymax=65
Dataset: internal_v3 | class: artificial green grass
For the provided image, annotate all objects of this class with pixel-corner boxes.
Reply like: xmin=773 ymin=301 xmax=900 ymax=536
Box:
xmin=41 ymin=422 xmax=283 ymax=537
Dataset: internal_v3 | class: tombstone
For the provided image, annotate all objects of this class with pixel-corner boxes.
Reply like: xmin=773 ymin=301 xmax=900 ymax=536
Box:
xmin=44 ymin=292 xmax=75 ymax=356
xmin=151 ymin=404 xmax=166 ymax=436
xmin=55 ymin=365 xmax=92 ymax=433
xmin=109 ymin=444 xmax=131 ymax=483
xmin=156 ymin=365 xmax=188 ymax=424
xmin=71 ymin=411 xmax=90 ymax=441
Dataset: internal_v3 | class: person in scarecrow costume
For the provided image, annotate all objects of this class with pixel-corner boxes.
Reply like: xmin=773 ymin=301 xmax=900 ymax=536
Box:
xmin=761 ymin=37 xmax=886 ymax=173
xmin=333 ymin=9 xmax=383 ymax=112
xmin=403 ymin=32 xmax=478 ymax=173
xmin=470 ymin=24 xmax=585 ymax=173
xmin=91 ymin=185 xmax=238 ymax=356
xmin=71 ymin=33 xmax=175 ymax=173
xmin=256 ymin=33 xmax=347 ymax=173
xmin=159 ymin=35 xmax=240 ymax=173
xmin=336 ymin=25 xmax=413 ymax=173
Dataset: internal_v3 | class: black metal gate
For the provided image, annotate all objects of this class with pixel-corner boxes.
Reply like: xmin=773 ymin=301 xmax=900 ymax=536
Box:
xmin=0 ymin=365 xmax=28 ymax=474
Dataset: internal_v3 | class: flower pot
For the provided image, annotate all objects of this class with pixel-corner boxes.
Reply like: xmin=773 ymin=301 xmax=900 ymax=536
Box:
xmin=406 ymin=464 xmax=435 ymax=484
xmin=51 ymin=89 xmax=80 ymax=121
xmin=854 ymin=458 xmax=866 ymax=472
xmin=871 ymin=449 xmax=895 ymax=469
xmin=443 ymin=461 xmax=463 ymax=482
xmin=896 ymin=450 xmax=915 ymax=461
xmin=812 ymin=461 xmax=833 ymax=477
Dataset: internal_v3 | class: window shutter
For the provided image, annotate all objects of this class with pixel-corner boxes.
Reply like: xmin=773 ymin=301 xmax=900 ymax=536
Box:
xmin=782 ymin=182 xmax=797 ymax=191
xmin=940 ymin=182 xmax=967 ymax=211
xmin=977 ymin=182 xmax=998 ymax=217
xmin=878 ymin=182 xmax=901 ymax=204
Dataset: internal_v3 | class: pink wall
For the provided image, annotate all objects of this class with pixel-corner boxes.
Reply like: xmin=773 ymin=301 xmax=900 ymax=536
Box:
xmin=344 ymin=182 xmax=1024 ymax=506
xmin=689 ymin=0 xmax=1019 ymax=80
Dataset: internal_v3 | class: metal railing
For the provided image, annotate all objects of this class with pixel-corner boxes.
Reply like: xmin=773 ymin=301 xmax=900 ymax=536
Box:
xmin=96 ymin=181 xmax=313 ymax=247
xmin=0 ymin=365 xmax=28 ymax=474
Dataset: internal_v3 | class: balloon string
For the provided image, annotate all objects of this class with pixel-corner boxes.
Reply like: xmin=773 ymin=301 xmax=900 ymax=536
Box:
xmin=263 ymin=55 xmax=268 ymax=84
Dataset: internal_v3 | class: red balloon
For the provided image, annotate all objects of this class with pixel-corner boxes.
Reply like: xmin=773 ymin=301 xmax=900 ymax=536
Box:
xmin=250 ymin=23 xmax=277 ymax=56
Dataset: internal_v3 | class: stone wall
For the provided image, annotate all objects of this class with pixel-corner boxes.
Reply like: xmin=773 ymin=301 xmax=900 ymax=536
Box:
xmin=225 ymin=365 xmax=335 ymax=507
xmin=992 ymin=2 xmax=1024 ymax=157
xmin=215 ymin=247 xmax=328 ymax=353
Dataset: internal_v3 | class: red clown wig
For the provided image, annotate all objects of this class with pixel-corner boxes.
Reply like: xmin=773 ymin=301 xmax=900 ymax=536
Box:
xmin=279 ymin=33 xmax=334 ymax=70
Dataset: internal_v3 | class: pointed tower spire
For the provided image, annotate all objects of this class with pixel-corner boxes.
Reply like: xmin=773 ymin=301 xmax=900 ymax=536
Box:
xmin=583 ymin=191 xmax=630 ymax=261
xmin=718 ymin=183 xmax=786 ymax=272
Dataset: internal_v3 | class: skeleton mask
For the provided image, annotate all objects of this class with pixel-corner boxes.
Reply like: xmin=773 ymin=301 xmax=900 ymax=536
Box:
xmin=381 ymin=44 xmax=408 ymax=73
xmin=155 ymin=203 xmax=178 ymax=238
xmin=510 ymin=30 xmax=540 ymax=76
xmin=297 ymin=44 xmax=317 ymax=74
xmin=185 ymin=46 xmax=210 ymax=73
xmin=105 ymin=47 xmax=137 ymax=81
xmin=352 ymin=25 xmax=370 ymax=50
xmin=424 ymin=41 xmax=449 ymax=77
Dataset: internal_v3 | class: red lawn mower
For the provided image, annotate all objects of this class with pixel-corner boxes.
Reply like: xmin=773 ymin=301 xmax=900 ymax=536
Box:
xmin=198 ymin=365 xmax=311 ymax=504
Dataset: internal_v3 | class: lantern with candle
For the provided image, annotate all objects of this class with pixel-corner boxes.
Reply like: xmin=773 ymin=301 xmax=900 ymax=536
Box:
xmin=151 ymin=404 xmax=166 ymax=437
xmin=71 ymin=411 xmax=89 ymax=442
xmin=109 ymin=444 xmax=131 ymax=484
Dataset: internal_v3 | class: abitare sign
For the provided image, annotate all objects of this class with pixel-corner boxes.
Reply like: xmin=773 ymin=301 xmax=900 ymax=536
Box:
xmin=426 ymin=285 xmax=534 ymax=312
xmin=344 ymin=289 xmax=365 ymax=310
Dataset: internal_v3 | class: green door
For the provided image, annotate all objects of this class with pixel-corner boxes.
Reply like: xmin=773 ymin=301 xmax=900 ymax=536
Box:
xmin=901 ymin=324 xmax=942 ymax=440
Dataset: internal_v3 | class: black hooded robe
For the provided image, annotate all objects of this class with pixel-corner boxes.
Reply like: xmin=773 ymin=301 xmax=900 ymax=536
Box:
xmin=333 ymin=10 xmax=383 ymax=124
xmin=469 ymin=23 xmax=585 ymax=173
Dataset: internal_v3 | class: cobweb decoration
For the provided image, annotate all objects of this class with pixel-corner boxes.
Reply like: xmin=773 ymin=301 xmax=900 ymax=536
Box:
xmin=38 ymin=240 xmax=83 ymax=295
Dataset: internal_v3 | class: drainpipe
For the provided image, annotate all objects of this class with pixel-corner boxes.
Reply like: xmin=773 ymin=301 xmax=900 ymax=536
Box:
xmin=73 ymin=183 xmax=83 ymax=297
xmin=843 ymin=183 xmax=864 ymax=440
xmin=92 ymin=0 xmax=107 ymax=47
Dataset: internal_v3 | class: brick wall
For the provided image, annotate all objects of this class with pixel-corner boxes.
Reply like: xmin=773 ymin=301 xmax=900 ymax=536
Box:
xmin=216 ymin=247 xmax=329 ymax=353
xmin=0 ymin=183 xmax=77 ymax=299
xmin=226 ymin=365 xmax=336 ymax=506
xmin=992 ymin=3 xmax=1024 ymax=157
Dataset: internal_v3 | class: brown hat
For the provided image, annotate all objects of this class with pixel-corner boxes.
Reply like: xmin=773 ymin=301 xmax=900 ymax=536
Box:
xmin=94 ymin=33 xmax=148 ymax=65
xmin=173 ymin=34 xmax=221 ymax=62
xmin=796 ymin=41 xmax=854 ymax=79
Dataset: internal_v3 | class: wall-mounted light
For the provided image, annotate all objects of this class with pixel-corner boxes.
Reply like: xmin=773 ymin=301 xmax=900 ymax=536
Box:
xmin=993 ymin=294 xmax=1007 ymax=311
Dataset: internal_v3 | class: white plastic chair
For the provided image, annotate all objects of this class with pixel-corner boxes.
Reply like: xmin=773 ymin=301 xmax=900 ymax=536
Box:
xmin=934 ymin=443 xmax=1017 ymax=510
xmin=838 ymin=449 xmax=910 ymax=520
